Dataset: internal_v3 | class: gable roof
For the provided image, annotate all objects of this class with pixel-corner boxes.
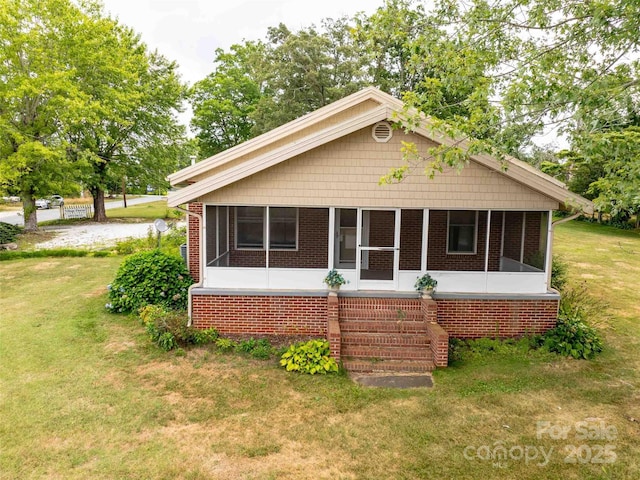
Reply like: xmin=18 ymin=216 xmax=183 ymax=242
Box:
xmin=168 ymin=87 xmax=592 ymax=213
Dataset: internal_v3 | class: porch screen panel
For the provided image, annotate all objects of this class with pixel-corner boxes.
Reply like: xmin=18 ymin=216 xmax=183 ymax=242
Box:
xmin=269 ymin=207 xmax=297 ymax=249
xmin=502 ymin=211 xmax=523 ymax=262
xmin=399 ymin=209 xmax=423 ymax=270
xmin=230 ymin=207 xmax=266 ymax=267
xmin=205 ymin=206 xmax=218 ymax=266
xmin=270 ymin=208 xmax=328 ymax=268
xmin=236 ymin=206 xmax=264 ymax=249
xmin=523 ymin=211 xmax=545 ymax=270
xmin=217 ymin=207 xmax=229 ymax=267
xmin=426 ymin=210 xmax=486 ymax=271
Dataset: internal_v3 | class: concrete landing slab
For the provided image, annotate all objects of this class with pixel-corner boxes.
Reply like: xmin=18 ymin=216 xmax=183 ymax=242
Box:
xmin=351 ymin=373 xmax=433 ymax=389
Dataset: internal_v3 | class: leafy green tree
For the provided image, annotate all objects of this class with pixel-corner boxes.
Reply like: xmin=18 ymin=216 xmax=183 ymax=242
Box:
xmin=189 ymin=43 xmax=264 ymax=158
xmin=67 ymin=19 xmax=186 ymax=222
xmin=579 ymin=127 xmax=640 ymax=219
xmin=432 ymin=0 xmax=640 ymax=157
xmin=0 ymin=0 xmax=95 ymax=230
xmin=250 ymin=21 xmax=367 ymax=135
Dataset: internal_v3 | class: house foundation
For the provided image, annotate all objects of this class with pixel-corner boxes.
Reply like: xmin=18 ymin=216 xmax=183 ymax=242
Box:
xmin=190 ymin=289 xmax=559 ymax=371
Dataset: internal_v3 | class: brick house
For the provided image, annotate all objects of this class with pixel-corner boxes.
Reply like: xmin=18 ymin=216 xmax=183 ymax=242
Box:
xmin=167 ymin=87 xmax=592 ymax=372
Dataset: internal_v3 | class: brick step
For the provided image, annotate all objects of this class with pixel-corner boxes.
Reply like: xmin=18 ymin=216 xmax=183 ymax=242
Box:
xmin=342 ymin=345 xmax=432 ymax=361
xmin=339 ymin=310 xmax=423 ymax=322
xmin=339 ymin=320 xmax=428 ymax=334
xmin=341 ymin=344 xmax=432 ymax=360
xmin=342 ymin=358 xmax=436 ymax=373
xmin=341 ymin=332 xmax=430 ymax=347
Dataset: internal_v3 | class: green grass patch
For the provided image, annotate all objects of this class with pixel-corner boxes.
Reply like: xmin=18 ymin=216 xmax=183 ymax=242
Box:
xmin=0 ymin=248 xmax=112 ymax=261
xmin=106 ymin=200 xmax=184 ymax=220
xmin=0 ymin=221 xmax=638 ymax=479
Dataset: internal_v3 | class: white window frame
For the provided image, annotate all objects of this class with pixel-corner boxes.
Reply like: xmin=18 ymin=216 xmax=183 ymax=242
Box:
xmin=234 ymin=206 xmax=298 ymax=251
xmin=446 ymin=210 xmax=478 ymax=255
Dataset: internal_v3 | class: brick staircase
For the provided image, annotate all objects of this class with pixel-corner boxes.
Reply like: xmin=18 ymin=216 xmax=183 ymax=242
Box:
xmin=338 ymin=297 xmax=436 ymax=373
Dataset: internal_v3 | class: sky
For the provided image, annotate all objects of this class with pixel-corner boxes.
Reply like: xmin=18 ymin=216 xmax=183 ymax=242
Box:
xmin=100 ymin=0 xmax=381 ymax=87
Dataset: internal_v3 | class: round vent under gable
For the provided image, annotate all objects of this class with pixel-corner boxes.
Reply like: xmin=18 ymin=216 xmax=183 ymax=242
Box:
xmin=372 ymin=121 xmax=392 ymax=142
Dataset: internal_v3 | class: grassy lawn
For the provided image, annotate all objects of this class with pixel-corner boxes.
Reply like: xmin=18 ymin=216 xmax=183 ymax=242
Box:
xmin=106 ymin=200 xmax=183 ymax=220
xmin=0 ymin=221 xmax=638 ymax=479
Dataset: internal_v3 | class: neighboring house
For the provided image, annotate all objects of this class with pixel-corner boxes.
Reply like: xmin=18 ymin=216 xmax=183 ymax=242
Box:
xmin=167 ymin=87 xmax=592 ymax=372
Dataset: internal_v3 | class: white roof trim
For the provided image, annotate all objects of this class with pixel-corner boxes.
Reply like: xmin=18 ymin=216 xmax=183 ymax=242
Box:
xmin=168 ymin=105 xmax=391 ymax=207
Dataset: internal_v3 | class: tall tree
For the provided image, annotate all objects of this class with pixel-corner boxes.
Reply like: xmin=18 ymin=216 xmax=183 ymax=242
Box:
xmin=189 ymin=43 xmax=264 ymax=158
xmin=250 ymin=21 xmax=367 ymax=135
xmin=432 ymin=0 xmax=640 ymax=153
xmin=0 ymin=0 xmax=95 ymax=230
xmin=67 ymin=15 xmax=186 ymax=221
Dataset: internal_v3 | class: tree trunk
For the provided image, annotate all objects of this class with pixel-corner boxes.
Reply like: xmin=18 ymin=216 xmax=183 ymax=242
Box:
xmin=92 ymin=187 xmax=108 ymax=222
xmin=122 ymin=177 xmax=127 ymax=208
xmin=22 ymin=193 xmax=38 ymax=232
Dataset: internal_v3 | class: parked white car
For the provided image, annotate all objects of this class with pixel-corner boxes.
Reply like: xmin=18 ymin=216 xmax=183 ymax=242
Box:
xmin=50 ymin=195 xmax=64 ymax=207
xmin=35 ymin=198 xmax=51 ymax=209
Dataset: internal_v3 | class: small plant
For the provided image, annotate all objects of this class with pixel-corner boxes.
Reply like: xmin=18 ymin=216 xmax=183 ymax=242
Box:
xmin=215 ymin=337 xmax=236 ymax=352
xmin=138 ymin=304 xmax=218 ymax=351
xmin=414 ymin=273 xmax=437 ymax=292
xmin=542 ymin=313 xmax=603 ymax=359
xmin=107 ymin=250 xmax=194 ymax=313
xmin=234 ymin=337 xmax=274 ymax=359
xmin=551 ymin=255 xmax=569 ymax=291
xmin=323 ymin=269 xmax=347 ymax=289
xmin=280 ymin=339 xmax=339 ymax=374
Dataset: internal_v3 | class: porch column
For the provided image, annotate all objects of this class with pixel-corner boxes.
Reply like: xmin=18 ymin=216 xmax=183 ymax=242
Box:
xmin=421 ymin=209 xmax=429 ymax=272
xmin=265 ymin=207 xmax=270 ymax=286
xmin=484 ymin=210 xmax=491 ymax=272
xmin=328 ymin=207 xmax=335 ymax=269
xmin=484 ymin=210 xmax=491 ymax=292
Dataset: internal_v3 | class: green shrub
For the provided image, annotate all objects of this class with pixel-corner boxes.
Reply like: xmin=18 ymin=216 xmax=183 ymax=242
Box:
xmin=447 ymin=337 xmax=541 ymax=365
xmin=234 ymin=338 xmax=274 ymax=359
xmin=215 ymin=337 xmax=236 ymax=352
xmin=280 ymin=339 xmax=338 ymax=374
xmin=138 ymin=304 xmax=218 ymax=351
xmin=542 ymin=313 xmax=603 ymax=359
xmin=551 ymin=255 xmax=569 ymax=291
xmin=107 ymin=250 xmax=193 ymax=313
xmin=190 ymin=328 xmax=219 ymax=345
xmin=0 ymin=222 xmax=22 ymax=244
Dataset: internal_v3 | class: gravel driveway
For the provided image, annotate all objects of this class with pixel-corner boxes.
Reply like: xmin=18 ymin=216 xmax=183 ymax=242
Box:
xmin=35 ymin=222 xmax=176 ymax=249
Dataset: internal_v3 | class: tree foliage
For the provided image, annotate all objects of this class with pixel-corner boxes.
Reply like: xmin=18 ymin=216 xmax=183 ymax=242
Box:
xmin=66 ymin=10 xmax=186 ymax=222
xmin=0 ymin=0 xmax=187 ymax=227
xmin=189 ymin=43 xmax=264 ymax=158
xmin=0 ymin=0 xmax=96 ymax=230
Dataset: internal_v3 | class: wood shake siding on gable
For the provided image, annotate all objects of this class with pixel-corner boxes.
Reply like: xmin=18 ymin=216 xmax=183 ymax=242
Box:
xmin=198 ymin=127 xmax=559 ymax=210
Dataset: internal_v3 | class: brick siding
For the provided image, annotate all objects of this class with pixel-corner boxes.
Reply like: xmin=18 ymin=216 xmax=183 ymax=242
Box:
xmin=187 ymin=203 xmax=202 ymax=282
xmin=437 ymin=298 xmax=559 ymax=338
xmin=191 ymin=294 xmax=328 ymax=337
